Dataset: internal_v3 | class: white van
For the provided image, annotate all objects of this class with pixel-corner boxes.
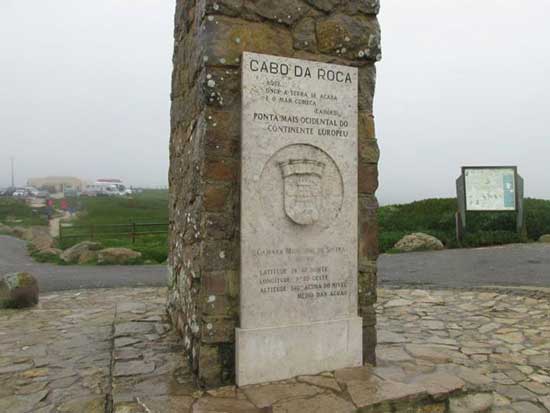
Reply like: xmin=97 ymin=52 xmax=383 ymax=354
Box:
xmin=94 ymin=180 xmax=132 ymax=196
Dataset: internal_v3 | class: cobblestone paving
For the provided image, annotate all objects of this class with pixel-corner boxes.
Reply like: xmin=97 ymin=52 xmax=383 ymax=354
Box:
xmin=0 ymin=287 xmax=548 ymax=412
xmin=377 ymin=289 xmax=550 ymax=412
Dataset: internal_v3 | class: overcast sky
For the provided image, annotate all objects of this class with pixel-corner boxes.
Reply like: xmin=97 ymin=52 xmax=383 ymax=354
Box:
xmin=1 ymin=0 xmax=549 ymax=204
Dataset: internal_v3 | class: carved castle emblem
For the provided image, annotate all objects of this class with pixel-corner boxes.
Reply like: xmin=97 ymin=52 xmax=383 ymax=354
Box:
xmin=279 ymin=159 xmax=326 ymax=225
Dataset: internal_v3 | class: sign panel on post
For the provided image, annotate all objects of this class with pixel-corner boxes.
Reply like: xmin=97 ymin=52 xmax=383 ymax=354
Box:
xmin=464 ymin=167 xmax=517 ymax=211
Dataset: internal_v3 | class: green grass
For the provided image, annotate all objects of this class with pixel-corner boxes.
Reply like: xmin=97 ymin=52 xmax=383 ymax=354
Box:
xmin=59 ymin=190 xmax=169 ymax=263
xmin=33 ymin=190 xmax=550 ymax=262
xmin=378 ymin=198 xmax=550 ymax=253
xmin=0 ymin=197 xmax=48 ymax=228
xmin=66 ymin=190 xmax=168 ymax=225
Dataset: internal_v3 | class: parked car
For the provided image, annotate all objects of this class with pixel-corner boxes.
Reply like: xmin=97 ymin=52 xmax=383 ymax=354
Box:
xmin=12 ymin=189 xmax=28 ymax=198
xmin=91 ymin=183 xmax=132 ymax=196
xmin=1 ymin=187 xmax=16 ymax=196
xmin=94 ymin=179 xmax=132 ymax=196
xmin=63 ymin=188 xmax=78 ymax=197
xmin=25 ymin=186 xmax=49 ymax=198
xmin=35 ymin=190 xmax=49 ymax=198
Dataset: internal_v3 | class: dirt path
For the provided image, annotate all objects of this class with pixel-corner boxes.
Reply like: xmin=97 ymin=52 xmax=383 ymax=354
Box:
xmin=48 ymin=211 xmax=73 ymax=238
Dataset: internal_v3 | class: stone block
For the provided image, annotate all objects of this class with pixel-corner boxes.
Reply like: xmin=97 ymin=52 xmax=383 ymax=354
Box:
xmin=358 ymin=163 xmax=379 ymax=193
xmin=202 ymin=271 xmax=227 ymax=295
xmin=359 ymin=111 xmax=376 ymax=140
xmin=0 ymin=272 xmax=39 ymax=309
xmin=203 ymin=184 xmax=231 ymax=211
xmin=293 ymin=17 xmax=317 ymax=52
xmin=316 ymin=14 xmax=381 ymax=62
xmin=202 ymin=316 xmax=236 ymax=343
xmin=198 ymin=344 xmax=223 ymax=386
xmin=205 ymin=0 xmax=244 ymax=17
xmin=305 ymin=0 xmax=340 ymax=12
xmin=236 ymin=317 xmax=362 ymax=386
xmin=204 ymin=158 xmax=239 ymax=182
xmin=358 ymin=66 xmax=377 ymax=114
xmin=201 ymin=213 xmax=236 ymax=240
xmin=204 ymin=16 xmax=294 ymax=66
xmin=244 ymin=0 xmax=311 ymax=25
xmin=342 ymin=0 xmax=381 ymax=15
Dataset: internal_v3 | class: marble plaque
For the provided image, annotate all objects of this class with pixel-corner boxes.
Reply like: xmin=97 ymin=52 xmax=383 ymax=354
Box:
xmin=237 ymin=52 xmax=361 ymax=386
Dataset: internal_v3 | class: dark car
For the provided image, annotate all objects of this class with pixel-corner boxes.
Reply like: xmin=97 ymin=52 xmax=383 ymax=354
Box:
xmin=0 ymin=187 xmax=16 ymax=196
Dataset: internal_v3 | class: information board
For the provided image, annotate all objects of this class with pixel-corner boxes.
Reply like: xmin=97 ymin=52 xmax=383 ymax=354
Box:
xmin=464 ymin=167 xmax=517 ymax=211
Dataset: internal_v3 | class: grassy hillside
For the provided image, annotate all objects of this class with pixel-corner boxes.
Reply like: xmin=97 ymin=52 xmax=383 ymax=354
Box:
xmin=15 ymin=190 xmax=550 ymax=261
xmin=73 ymin=190 xmax=168 ymax=225
xmin=378 ymin=198 xmax=550 ymax=253
xmin=59 ymin=190 xmax=169 ymax=263
xmin=0 ymin=197 xmax=47 ymax=227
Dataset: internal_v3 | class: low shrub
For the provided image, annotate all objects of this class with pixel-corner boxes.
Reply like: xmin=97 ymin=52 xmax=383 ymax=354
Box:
xmin=378 ymin=198 xmax=550 ymax=253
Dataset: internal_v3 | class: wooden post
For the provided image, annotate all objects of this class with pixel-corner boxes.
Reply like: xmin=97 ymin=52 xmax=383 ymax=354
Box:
xmin=455 ymin=212 xmax=464 ymax=244
xmin=455 ymin=175 xmax=466 ymax=245
xmin=516 ymin=175 xmax=527 ymax=241
xmin=132 ymin=223 xmax=136 ymax=244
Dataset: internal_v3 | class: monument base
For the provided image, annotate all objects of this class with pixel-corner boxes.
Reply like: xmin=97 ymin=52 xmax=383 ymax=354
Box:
xmin=236 ymin=317 xmax=362 ymax=386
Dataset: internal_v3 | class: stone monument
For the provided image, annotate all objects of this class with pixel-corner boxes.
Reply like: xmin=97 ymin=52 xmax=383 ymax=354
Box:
xmin=168 ymin=0 xmax=381 ymax=387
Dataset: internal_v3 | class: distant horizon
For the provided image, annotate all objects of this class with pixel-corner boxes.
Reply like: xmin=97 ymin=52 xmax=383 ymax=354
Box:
xmin=1 ymin=161 xmax=549 ymax=205
xmin=2 ymin=0 xmax=549 ymax=204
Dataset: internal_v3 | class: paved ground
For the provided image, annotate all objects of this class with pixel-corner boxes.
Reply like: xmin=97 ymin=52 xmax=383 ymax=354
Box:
xmin=376 ymin=288 xmax=550 ymax=412
xmin=5 ymin=287 xmax=549 ymax=412
xmin=0 ymin=236 xmax=166 ymax=292
xmin=379 ymin=243 xmax=550 ymax=289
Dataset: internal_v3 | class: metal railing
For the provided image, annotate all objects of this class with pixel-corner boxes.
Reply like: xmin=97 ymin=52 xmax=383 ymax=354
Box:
xmin=59 ymin=222 xmax=168 ymax=244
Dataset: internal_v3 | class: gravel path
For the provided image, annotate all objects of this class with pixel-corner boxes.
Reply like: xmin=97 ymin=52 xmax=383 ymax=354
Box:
xmin=379 ymin=243 xmax=550 ymax=289
xmin=2 ymin=235 xmax=550 ymax=293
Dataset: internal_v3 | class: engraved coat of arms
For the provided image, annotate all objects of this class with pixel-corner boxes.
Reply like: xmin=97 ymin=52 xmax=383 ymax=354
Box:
xmin=279 ymin=159 xmax=326 ymax=225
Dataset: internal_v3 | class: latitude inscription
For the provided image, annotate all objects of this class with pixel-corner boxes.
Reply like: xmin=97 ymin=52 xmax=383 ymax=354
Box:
xmin=237 ymin=52 xmax=361 ymax=386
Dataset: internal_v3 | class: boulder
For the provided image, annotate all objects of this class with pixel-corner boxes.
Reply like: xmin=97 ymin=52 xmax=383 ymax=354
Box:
xmin=29 ymin=230 xmax=55 ymax=252
xmin=0 ymin=272 xmax=39 ymax=309
xmin=61 ymin=241 xmax=102 ymax=263
xmin=0 ymin=223 xmax=14 ymax=235
xmin=97 ymin=248 xmax=142 ymax=265
xmin=34 ymin=248 xmax=62 ymax=261
xmin=11 ymin=226 xmax=32 ymax=240
xmin=394 ymin=233 xmax=445 ymax=252
xmin=538 ymin=234 xmax=550 ymax=243
xmin=78 ymin=250 xmax=98 ymax=264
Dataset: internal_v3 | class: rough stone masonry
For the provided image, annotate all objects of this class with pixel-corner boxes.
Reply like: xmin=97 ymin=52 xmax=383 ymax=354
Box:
xmin=167 ymin=0 xmax=381 ymax=387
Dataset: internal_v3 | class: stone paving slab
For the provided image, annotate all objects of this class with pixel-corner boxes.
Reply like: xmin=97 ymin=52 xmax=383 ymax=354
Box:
xmin=0 ymin=287 xmax=548 ymax=412
xmin=377 ymin=288 xmax=550 ymax=412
